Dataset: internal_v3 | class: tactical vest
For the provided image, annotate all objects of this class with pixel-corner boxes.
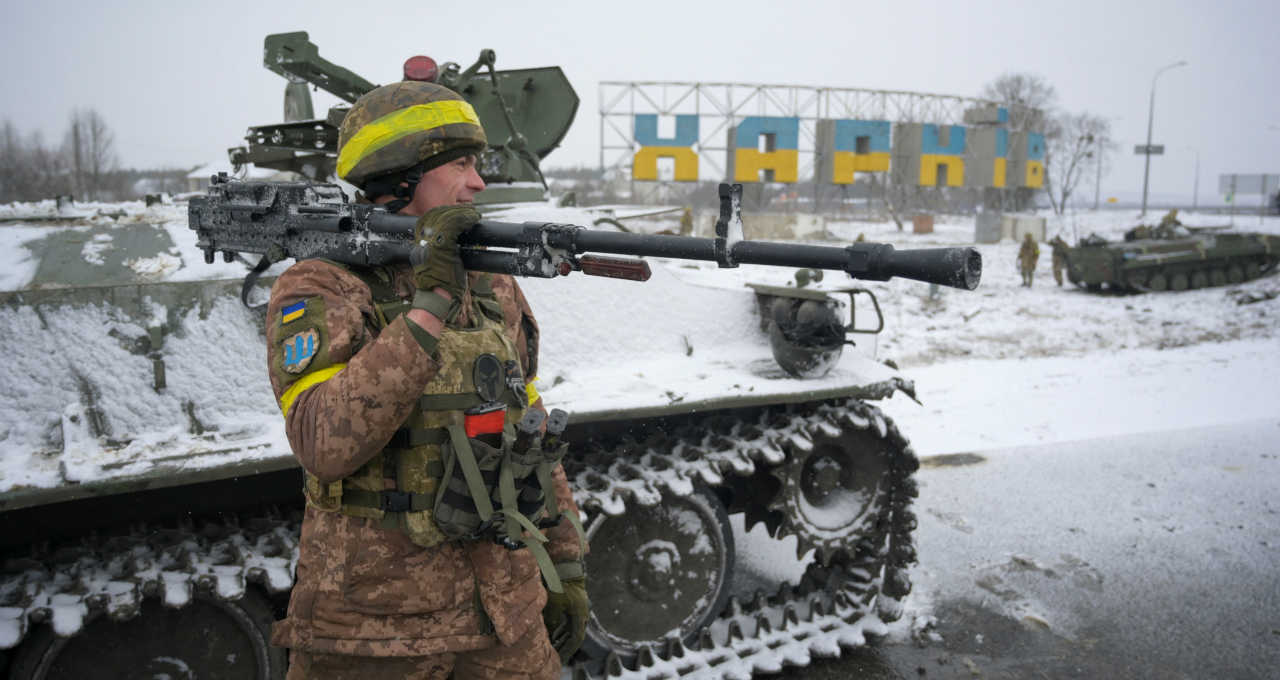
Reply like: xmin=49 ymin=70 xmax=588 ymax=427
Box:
xmin=300 ymin=264 xmax=575 ymax=588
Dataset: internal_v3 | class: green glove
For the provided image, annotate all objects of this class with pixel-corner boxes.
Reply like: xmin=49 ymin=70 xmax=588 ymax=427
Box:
xmin=543 ymin=567 xmax=589 ymax=663
xmin=410 ymin=204 xmax=478 ymax=300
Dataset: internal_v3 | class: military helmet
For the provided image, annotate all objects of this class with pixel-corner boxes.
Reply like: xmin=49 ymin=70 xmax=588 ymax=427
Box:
xmin=336 ymin=81 xmax=487 ymax=190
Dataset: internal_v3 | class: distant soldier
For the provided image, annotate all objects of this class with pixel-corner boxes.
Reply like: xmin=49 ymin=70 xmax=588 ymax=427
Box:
xmin=1018 ymin=232 xmax=1040 ymax=287
xmin=679 ymin=206 xmax=693 ymax=235
xmin=1049 ymin=236 xmax=1069 ymax=287
xmin=1154 ymin=209 xmax=1181 ymax=238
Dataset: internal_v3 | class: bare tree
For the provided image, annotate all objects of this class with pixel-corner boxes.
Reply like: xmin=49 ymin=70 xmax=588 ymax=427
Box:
xmin=1043 ymin=113 xmax=1114 ymax=215
xmin=980 ymin=73 xmax=1058 ymax=211
xmin=63 ymin=108 xmax=118 ymax=201
xmin=980 ymin=73 xmax=1057 ymax=132
xmin=0 ymin=120 xmax=21 ymax=202
xmin=28 ymin=129 xmax=71 ymax=200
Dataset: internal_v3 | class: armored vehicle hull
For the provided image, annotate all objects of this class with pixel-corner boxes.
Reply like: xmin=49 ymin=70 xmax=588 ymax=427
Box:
xmin=0 ymin=203 xmax=921 ymax=679
xmin=1067 ymin=227 xmax=1280 ymax=292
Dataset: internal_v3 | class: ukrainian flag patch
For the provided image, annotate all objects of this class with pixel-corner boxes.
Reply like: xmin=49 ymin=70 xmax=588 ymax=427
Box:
xmin=282 ymin=300 xmax=307 ymax=324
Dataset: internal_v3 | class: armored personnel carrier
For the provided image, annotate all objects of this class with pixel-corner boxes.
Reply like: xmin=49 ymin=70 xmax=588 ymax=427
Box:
xmin=1066 ymin=210 xmax=1280 ymax=292
xmin=0 ymin=33 xmax=974 ymax=679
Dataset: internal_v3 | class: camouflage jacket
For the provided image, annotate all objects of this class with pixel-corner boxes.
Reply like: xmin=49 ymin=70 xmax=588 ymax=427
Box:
xmin=265 ymin=260 xmax=584 ymax=656
xmin=1050 ymin=237 xmax=1069 ymax=264
xmin=1018 ymin=239 xmax=1040 ymax=268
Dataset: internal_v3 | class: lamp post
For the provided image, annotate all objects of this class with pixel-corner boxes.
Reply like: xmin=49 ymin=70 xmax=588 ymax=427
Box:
xmin=1189 ymin=147 xmax=1200 ymax=211
xmin=1140 ymin=60 xmax=1187 ymax=217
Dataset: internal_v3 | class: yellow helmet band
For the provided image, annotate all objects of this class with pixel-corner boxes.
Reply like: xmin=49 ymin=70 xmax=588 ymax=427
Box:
xmin=336 ymin=100 xmax=482 ymax=180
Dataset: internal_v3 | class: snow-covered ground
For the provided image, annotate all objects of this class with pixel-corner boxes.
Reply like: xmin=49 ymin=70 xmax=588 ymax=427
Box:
xmin=2 ymin=198 xmax=1278 ymax=656
xmin=689 ymin=208 xmax=1280 ymax=649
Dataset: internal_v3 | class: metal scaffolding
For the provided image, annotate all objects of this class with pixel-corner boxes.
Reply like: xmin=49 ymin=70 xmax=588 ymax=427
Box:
xmin=599 ymin=80 xmax=996 ymax=182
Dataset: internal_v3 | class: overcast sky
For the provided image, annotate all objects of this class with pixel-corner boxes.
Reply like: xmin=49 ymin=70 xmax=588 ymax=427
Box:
xmin=3 ymin=0 xmax=1276 ymax=203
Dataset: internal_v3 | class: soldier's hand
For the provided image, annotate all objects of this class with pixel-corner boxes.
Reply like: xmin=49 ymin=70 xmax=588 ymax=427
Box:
xmin=543 ymin=574 xmax=589 ymax=663
xmin=410 ymin=204 xmax=478 ymax=299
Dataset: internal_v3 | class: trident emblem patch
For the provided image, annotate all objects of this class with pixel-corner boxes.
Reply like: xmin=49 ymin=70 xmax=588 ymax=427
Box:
xmin=282 ymin=328 xmax=319 ymax=374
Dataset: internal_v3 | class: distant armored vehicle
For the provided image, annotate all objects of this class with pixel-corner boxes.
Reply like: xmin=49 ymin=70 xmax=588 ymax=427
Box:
xmin=1066 ymin=211 xmax=1280 ymax=292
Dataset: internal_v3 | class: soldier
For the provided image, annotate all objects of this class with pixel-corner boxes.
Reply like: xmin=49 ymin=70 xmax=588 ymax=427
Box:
xmin=679 ymin=206 xmax=693 ymax=235
xmin=265 ymin=81 xmax=588 ymax=679
xmin=1017 ymin=232 xmax=1040 ymax=287
xmin=1049 ymin=235 xmax=1069 ymax=287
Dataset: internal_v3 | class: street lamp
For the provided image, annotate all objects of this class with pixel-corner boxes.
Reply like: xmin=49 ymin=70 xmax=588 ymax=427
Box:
xmin=1186 ymin=146 xmax=1200 ymax=211
xmin=1140 ymin=60 xmax=1187 ymax=217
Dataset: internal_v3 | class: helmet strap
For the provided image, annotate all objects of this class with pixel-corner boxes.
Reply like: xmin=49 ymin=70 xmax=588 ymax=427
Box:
xmin=363 ymin=163 xmax=425 ymax=214
xmin=360 ymin=146 xmax=482 ymax=214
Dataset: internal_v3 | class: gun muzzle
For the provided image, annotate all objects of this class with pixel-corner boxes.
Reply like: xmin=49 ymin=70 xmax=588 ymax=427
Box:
xmin=875 ymin=246 xmax=983 ymax=291
xmin=513 ymin=409 xmax=547 ymax=453
xmin=542 ymin=409 xmax=569 ymax=450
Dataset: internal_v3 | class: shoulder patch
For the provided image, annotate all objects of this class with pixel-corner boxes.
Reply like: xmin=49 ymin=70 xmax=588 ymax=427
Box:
xmin=282 ymin=328 xmax=320 ymax=374
xmin=281 ymin=299 xmax=307 ymax=324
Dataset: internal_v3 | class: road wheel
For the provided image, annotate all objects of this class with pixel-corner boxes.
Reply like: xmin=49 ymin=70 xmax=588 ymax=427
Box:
xmin=1148 ymin=272 xmax=1168 ymax=291
xmin=1244 ymin=260 xmax=1262 ymax=280
xmin=770 ymin=411 xmax=896 ymax=566
xmin=1226 ymin=264 xmax=1244 ymax=284
xmin=8 ymin=589 xmax=285 ymax=680
xmin=1190 ymin=270 xmax=1208 ymax=289
xmin=1209 ymin=269 xmax=1227 ymax=287
xmin=1125 ymin=271 xmax=1148 ymax=290
xmin=580 ymin=486 xmax=734 ymax=663
xmin=1170 ymin=272 xmax=1189 ymax=291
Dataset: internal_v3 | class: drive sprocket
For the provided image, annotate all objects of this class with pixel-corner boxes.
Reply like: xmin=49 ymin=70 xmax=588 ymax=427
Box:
xmin=767 ymin=401 xmax=916 ymax=572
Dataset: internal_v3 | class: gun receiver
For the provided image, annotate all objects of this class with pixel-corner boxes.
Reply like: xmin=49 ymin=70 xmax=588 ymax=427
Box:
xmin=188 ymin=176 xmax=982 ymax=303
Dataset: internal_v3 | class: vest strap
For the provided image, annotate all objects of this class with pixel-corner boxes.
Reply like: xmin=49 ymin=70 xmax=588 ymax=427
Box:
xmin=412 ymin=288 xmax=459 ymax=323
xmin=447 ymin=424 xmax=496 ymax=523
xmin=387 ymin=427 xmax=448 ymax=449
xmin=495 ymin=507 xmax=561 ymax=594
xmin=419 ymin=392 xmax=522 ymax=411
xmin=343 ymin=488 xmax=435 ymax=513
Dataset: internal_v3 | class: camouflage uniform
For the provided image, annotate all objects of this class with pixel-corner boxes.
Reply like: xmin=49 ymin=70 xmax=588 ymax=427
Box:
xmin=1049 ymin=236 xmax=1069 ymax=287
xmin=266 ymin=259 xmax=583 ymax=679
xmin=1017 ymin=233 xmax=1039 ymax=287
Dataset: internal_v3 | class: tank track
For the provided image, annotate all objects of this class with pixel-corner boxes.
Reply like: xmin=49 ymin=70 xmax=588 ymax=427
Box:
xmin=565 ymin=398 xmax=919 ymax=679
xmin=0 ymin=398 xmax=918 ymax=680
xmin=0 ymin=511 xmax=299 ymax=651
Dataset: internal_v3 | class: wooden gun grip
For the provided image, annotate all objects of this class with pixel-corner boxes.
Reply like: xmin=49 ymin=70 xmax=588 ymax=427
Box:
xmin=578 ymin=255 xmax=652 ymax=281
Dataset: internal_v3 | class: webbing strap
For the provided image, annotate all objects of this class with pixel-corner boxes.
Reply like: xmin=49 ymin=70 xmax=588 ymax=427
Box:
xmin=499 ymin=455 xmax=521 ymax=539
xmin=342 ymin=488 xmax=434 ymax=512
xmin=496 ymin=507 xmax=561 ymax=594
xmin=447 ymin=425 xmax=495 ymax=523
xmin=536 ymin=462 xmax=559 ymax=521
xmin=387 ymin=427 xmax=448 ymax=449
xmin=419 ymin=392 xmax=522 ymax=411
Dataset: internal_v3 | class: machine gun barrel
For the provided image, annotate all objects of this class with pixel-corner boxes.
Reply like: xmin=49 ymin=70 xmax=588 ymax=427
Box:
xmin=188 ymin=177 xmax=981 ymax=294
xmin=456 ymin=222 xmax=980 ymax=290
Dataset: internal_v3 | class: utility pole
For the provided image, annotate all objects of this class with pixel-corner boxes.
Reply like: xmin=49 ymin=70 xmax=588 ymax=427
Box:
xmin=1140 ymin=61 xmax=1187 ymax=218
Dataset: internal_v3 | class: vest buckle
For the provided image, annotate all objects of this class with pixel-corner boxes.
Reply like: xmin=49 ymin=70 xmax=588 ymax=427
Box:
xmin=380 ymin=490 xmax=413 ymax=513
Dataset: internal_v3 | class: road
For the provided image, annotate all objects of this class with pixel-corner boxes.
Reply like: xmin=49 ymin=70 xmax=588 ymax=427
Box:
xmin=739 ymin=418 xmax=1280 ymax=679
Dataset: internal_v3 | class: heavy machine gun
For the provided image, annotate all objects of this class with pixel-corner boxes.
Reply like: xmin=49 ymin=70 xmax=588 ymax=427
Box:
xmin=189 ymin=178 xmax=982 ymax=304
